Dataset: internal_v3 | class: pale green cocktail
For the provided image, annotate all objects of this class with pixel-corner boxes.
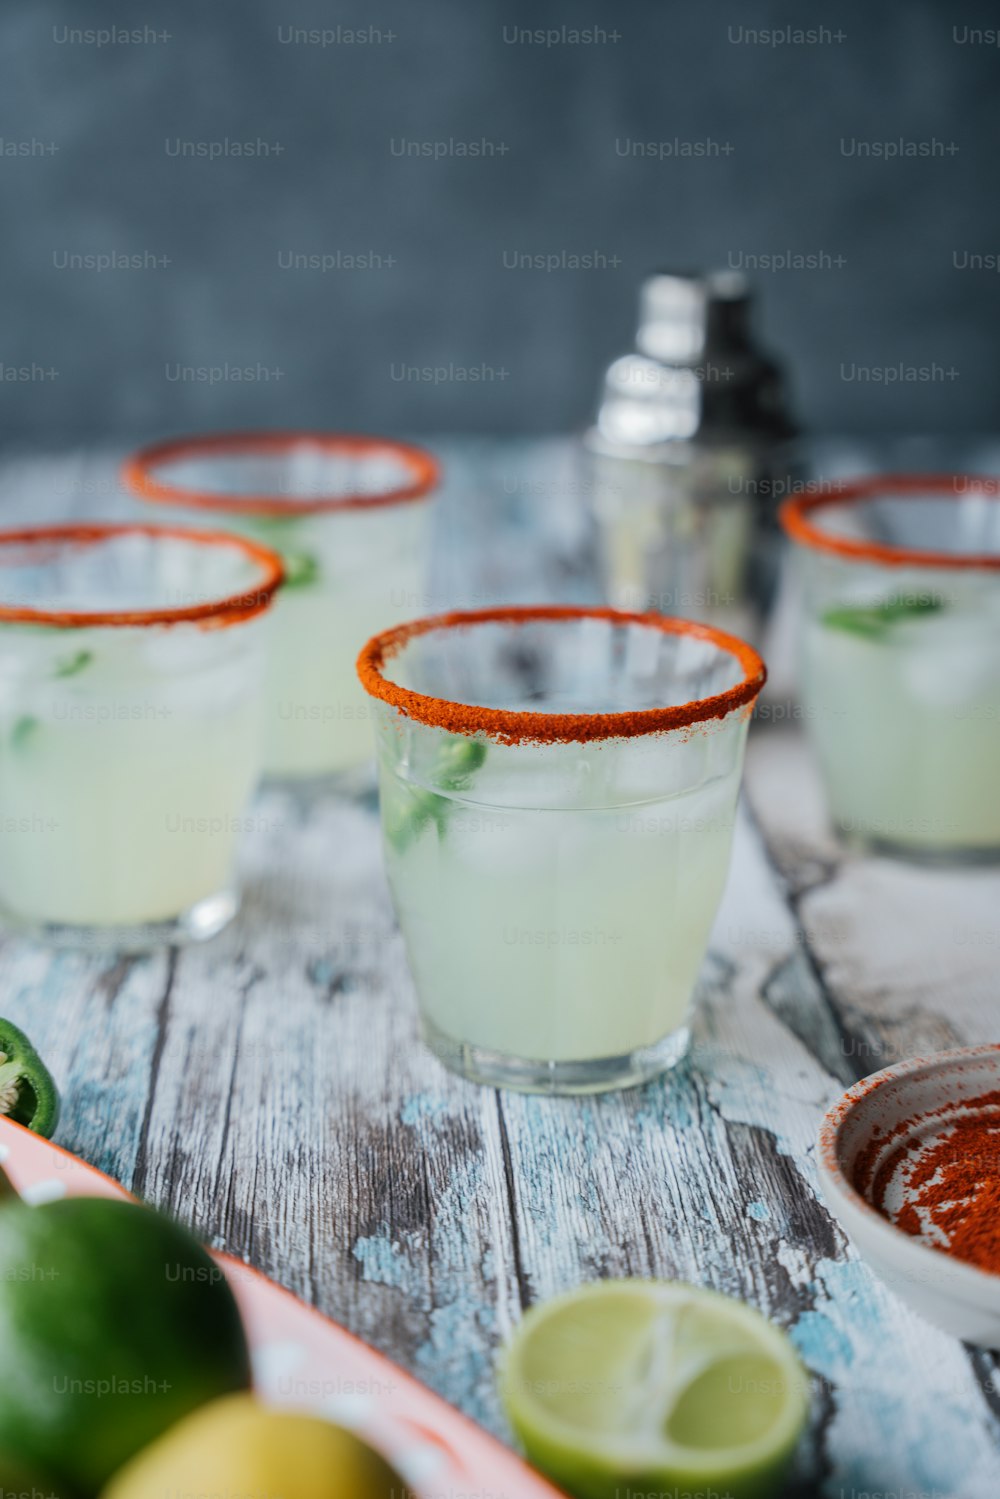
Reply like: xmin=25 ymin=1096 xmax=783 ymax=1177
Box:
xmin=358 ymin=607 xmax=766 ymax=1093
xmin=783 ymin=477 xmax=1000 ymax=859
xmin=0 ymin=525 xmax=282 ymax=944
xmin=124 ymin=433 xmax=438 ymax=784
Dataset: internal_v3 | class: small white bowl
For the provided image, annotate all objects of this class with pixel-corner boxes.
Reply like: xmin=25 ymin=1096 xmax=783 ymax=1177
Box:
xmin=817 ymin=1044 xmax=1000 ymax=1347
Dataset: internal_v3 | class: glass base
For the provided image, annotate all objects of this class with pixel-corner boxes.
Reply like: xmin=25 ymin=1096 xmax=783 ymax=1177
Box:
xmin=1 ymin=887 xmax=237 ymax=954
xmin=837 ymin=826 xmax=1000 ymax=867
xmin=421 ymin=1015 xmax=691 ymax=1096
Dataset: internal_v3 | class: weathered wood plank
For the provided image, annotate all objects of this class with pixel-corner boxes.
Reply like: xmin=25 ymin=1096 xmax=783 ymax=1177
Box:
xmin=0 ymin=942 xmax=167 ymax=1188
xmin=746 ymin=722 xmax=1000 ymax=1069
xmin=128 ymin=788 xmax=520 ymax=1434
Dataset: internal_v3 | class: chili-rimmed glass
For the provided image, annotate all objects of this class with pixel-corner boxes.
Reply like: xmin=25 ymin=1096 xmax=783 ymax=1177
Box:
xmin=0 ymin=524 xmax=283 ymax=947
xmin=781 ymin=475 xmax=1000 ymax=861
xmin=123 ymin=432 xmax=439 ymax=788
xmin=357 ymin=605 xmax=765 ymax=1094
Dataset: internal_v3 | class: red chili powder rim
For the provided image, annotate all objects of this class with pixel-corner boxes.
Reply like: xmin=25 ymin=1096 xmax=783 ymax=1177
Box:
xmin=0 ymin=523 xmax=285 ymax=629
xmin=123 ymin=431 xmax=441 ymax=517
xmin=356 ymin=605 xmax=766 ymax=744
xmin=780 ymin=473 xmax=1000 ymax=571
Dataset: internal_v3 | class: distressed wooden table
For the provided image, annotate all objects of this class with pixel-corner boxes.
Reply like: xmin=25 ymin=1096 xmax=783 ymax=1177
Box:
xmin=2 ymin=439 xmax=999 ymax=1497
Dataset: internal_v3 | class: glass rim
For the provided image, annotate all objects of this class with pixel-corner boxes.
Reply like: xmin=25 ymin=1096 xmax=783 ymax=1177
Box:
xmin=356 ymin=605 xmax=766 ymax=744
xmin=122 ymin=430 xmax=441 ymax=517
xmin=780 ymin=473 xmax=1000 ymax=571
xmin=0 ymin=523 xmax=285 ymax=629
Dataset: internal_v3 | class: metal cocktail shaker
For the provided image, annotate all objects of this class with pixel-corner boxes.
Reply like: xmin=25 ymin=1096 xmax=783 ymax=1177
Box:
xmin=584 ymin=270 xmax=799 ymax=642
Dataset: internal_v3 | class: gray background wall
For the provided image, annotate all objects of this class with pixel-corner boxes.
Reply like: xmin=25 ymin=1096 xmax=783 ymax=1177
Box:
xmin=1 ymin=0 xmax=997 ymax=445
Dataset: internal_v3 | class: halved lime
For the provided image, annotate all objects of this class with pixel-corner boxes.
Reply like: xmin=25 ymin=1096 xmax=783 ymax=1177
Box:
xmin=500 ymin=1280 xmax=808 ymax=1499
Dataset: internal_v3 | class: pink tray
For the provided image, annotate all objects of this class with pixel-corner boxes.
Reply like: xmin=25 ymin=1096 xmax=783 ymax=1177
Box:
xmin=0 ymin=1118 xmax=561 ymax=1498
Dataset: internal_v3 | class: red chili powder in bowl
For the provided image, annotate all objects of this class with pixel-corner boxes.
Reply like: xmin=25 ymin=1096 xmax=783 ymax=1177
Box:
xmin=856 ymin=1090 xmax=1000 ymax=1275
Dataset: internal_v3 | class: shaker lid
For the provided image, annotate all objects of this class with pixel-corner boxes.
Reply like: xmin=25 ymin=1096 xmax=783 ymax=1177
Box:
xmin=589 ymin=267 xmax=798 ymax=449
xmin=637 ymin=269 xmax=751 ymax=363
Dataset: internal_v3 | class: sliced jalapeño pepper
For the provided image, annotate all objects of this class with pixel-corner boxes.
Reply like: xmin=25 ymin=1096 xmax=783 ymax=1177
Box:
xmin=0 ymin=1018 xmax=60 ymax=1138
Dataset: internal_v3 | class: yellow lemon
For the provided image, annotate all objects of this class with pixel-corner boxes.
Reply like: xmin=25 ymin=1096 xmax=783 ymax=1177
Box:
xmin=103 ymin=1393 xmax=404 ymax=1499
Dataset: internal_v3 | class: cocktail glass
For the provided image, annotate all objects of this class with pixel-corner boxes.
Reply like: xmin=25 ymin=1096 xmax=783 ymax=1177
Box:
xmin=781 ymin=475 xmax=1000 ymax=860
xmin=0 ymin=524 xmax=283 ymax=946
xmin=357 ymin=605 xmax=765 ymax=1093
xmin=123 ymin=433 xmax=439 ymax=787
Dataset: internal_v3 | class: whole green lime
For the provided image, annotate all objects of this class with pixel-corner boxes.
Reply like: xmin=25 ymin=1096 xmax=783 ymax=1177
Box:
xmin=0 ymin=1196 xmax=252 ymax=1495
xmin=0 ymin=1448 xmax=70 ymax=1499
